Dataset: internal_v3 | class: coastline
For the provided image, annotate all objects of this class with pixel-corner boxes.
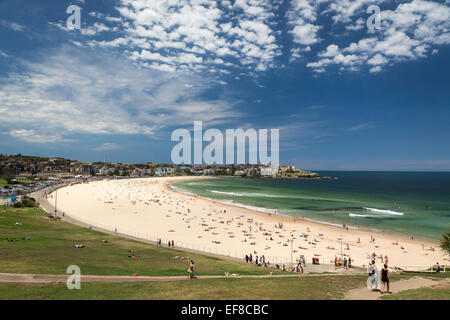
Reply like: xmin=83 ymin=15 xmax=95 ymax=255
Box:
xmin=46 ymin=176 xmax=447 ymax=270
xmin=168 ymin=178 xmax=441 ymax=245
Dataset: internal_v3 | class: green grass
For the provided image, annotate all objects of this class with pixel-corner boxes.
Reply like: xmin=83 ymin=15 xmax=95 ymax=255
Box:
xmin=1 ymin=207 xmax=436 ymax=300
xmin=404 ymin=272 xmax=450 ymax=279
xmin=0 ymin=276 xmax=370 ymax=300
xmin=0 ymin=179 xmax=7 ymax=187
xmin=0 ymin=207 xmax=284 ymax=277
xmin=381 ymin=282 xmax=450 ymax=300
xmin=0 ymin=179 xmax=35 ymax=186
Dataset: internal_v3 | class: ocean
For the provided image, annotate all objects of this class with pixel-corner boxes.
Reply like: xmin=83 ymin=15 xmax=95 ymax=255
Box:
xmin=172 ymin=172 xmax=450 ymax=241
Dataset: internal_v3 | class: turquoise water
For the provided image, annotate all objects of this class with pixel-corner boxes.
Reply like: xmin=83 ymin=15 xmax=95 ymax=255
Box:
xmin=173 ymin=172 xmax=450 ymax=241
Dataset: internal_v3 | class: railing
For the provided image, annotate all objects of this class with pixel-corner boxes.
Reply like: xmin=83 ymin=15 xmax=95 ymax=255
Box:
xmin=31 ymin=185 xmax=321 ymax=269
xmin=63 ymin=211 xmax=304 ymax=267
xmin=393 ymin=265 xmax=448 ymax=272
xmin=35 ymin=184 xmax=442 ymax=273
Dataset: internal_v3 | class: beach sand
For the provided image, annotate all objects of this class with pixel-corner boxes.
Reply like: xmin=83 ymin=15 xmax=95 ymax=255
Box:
xmin=50 ymin=177 xmax=447 ymax=269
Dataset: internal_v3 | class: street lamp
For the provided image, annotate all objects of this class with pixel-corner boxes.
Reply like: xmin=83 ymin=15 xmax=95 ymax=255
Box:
xmin=290 ymin=238 xmax=293 ymax=268
xmin=54 ymin=187 xmax=57 ymax=219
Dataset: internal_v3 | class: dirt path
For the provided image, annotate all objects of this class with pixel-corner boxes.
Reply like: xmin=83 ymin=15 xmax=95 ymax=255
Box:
xmin=0 ymin=272 xmax=366 ymax=283
xmin=344 ymin=276 xmax=447 ymax=300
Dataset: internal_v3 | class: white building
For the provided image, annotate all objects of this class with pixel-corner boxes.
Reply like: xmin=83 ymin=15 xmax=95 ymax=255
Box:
xmin=260 ymin=165 xmax=279 ymax=176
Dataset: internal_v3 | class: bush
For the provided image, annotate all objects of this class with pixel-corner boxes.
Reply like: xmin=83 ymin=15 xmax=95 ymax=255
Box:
xmin=13 ymin=196 xmax=36 ymax=208
xmin=441 ymin=232 xmax=450 ymax=257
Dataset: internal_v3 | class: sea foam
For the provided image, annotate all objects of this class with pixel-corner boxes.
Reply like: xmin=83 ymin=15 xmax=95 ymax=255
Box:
xmin=364 ymin=207 xmax=404 ymax=216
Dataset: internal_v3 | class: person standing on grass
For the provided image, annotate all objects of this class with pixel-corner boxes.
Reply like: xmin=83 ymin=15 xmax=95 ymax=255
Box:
xmin=187 ymin=260 xmax=195 ymax=279
xmin=436 ymin=262 xmax=441 ymax=273
xmin=381 ymin=264 xmax=390 ymax=294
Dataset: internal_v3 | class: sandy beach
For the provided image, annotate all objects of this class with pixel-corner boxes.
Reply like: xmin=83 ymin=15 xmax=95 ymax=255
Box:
xmin=49 ymin=177 xmax=447 ymax=269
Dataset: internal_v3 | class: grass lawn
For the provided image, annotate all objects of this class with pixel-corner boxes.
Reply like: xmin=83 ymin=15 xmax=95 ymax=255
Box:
xmin=381 ymin=282 xmax=450 ymax=300
xmin=0 ymin=275 xmax=370 ymax=300
xmin=0 ymin=207 xmax=285 ymax=277
xmin=1 ymin=207 xmax=435 ymax=300
xmin=0 ymin=179 xmax=35 ymax=187
xmin=0 ymin=179 xmax=8 ymax=187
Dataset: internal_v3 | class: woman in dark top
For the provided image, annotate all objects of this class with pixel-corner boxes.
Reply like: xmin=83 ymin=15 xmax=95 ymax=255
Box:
xmin=381 ymin=264 xmax=390 ymax=294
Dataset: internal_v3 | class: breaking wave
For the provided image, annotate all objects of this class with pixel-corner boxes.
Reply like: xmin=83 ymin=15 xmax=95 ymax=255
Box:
xmin=207 ymin=190 xmax=292 ymax=198
xmin=364 ymin=207 xmax=404 ymax=216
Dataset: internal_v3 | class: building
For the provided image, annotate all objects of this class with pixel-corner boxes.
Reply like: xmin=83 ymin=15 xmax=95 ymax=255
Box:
xmin=260 ymin=165 xmax=279 ymax=176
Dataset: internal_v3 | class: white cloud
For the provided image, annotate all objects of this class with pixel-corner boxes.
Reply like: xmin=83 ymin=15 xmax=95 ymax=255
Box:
xmin=9 ymin=129 xmax=72 ymax=144
xmin=319 ymin=44 xmax=340 ymax=57
xmin=0 ymin=46 xmax=242 ymax=145
xmin=1 ymin=20 xmax=25 ymax=32
xmin=81 ymin=0 xmax=282 ymax=73
xmin=96 ymin=142 xmax=120 ymax=150
xmin=348 ymin=123 xmax=373 ymax=131
xmin=290 ymin=23 xmax=320 ymax=45
xmin=368 ymin=53 xmax=388 ymax=65
xmin=47 ymin=0 xmax=450 ymax=75
xmin=307 ymin=0 xmax=450 ymax=73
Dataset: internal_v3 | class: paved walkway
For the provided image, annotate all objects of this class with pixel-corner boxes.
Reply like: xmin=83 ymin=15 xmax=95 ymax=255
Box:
xmin=0 ymin=272 xmax=367 ymax=283
xmin=344 ymin=276 xmax=448 ymax=300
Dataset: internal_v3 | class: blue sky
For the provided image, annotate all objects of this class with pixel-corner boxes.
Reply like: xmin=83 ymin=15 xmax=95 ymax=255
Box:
xmin=0 ymin=0 xmax=449 ymax=171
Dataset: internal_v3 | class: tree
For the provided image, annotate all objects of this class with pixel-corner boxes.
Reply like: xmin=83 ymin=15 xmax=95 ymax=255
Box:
xmin=441 ymin=232 xmax=450 ymax=257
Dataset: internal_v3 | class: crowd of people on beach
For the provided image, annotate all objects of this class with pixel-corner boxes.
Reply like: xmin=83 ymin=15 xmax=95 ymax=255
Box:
xmin=53 ymin=178 xmax=446 ymax=282
xmin=243 ymin=253 xmax=309 ymax=273
xmin=334 ymin=256 xmax=352 ymax=268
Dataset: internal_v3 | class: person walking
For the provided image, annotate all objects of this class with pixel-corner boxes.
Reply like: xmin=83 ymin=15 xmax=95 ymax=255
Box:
xmin=367 ymin=260 xmax=380 ymax=291
xmin=436 ymin=262 xmax=441 ymax=273
xmin=381 ymin=264 xmax=390 ymax=294
xmin=187 ymin=260 xmax=195 ymax=279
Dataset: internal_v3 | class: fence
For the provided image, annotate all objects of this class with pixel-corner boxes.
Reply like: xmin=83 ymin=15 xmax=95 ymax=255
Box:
xmin=31 ymin=183 xmax=322 ymax=268
xmin=34 ymin=184 xmax=443 ymax=273
xmin=62 ymin=210 xmax=305 ymax=267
